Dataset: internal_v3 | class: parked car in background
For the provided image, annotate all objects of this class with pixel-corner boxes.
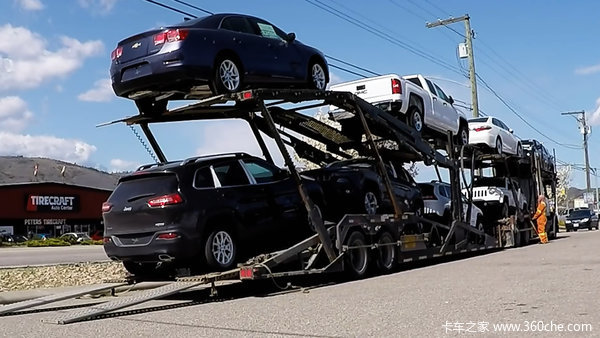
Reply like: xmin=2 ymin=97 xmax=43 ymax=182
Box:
xmin=60 ymin=232 xmax=92 ymax=243
xmin=110 ymin=13 xmax=329 ymax=115
xmin=468 ymin=116 xmax=522 ymax=156
xmin=302 ymin=158 xmax=423 ymax=220
xmin=0 ymin=233 xmax=28 ymax=244
xmin=103 ymin=153 xmax=324 ymax=277
xmin=329 ymin=74 xmax=470 ymax=145
xmin=565 ymin=208 xmax=599 ymax=231
xmin=419 ymin=181 xmax=484 ymax=229
xmin=521 ymin=139 xmax=554 ymax=173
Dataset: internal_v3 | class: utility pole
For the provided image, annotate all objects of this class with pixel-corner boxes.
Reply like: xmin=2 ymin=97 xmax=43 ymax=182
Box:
xmin=426 ymin=14 xmax=479 ymax=117
xmin=561 ymin=110 xmax=591 ymax=193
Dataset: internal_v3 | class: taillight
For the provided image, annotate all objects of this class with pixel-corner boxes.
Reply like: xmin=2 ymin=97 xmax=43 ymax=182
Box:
xmin=154 ymin=29 xmax=189 ymax=46
xmin=157 ymin=232 xmax=180 ymax=240
xmin=474 ymin=126 xmax=492 ymax=132
xmin=110 ymin=46 xmax=122 ymax=61
xmin=391 ymin=78 xmax=402 ymax=94
xmin=103 ymin=237 xmax=112 ymax=243
xmin=147 ymin=193 xmax=183 ymax=208
xmin=102 ymin=202 xmax=112 ymax=213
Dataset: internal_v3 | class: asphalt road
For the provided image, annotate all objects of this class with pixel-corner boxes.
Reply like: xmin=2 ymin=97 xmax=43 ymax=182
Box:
xmin=1 ymin=231 xmax=599 ymax=337
xmin=0 ymin=245 xmax=109 ymax=267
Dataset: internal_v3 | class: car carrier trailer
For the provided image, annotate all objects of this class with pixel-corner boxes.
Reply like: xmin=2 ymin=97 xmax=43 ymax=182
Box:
xmin=2 ymin=89 xmax=518 ymax=324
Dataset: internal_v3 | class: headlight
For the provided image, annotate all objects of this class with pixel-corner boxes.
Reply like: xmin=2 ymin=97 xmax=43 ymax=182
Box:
xmin=565 ymin=220 xmax=571 ymax=224
xmin=582 ymin=218 xmax=589 ymax=222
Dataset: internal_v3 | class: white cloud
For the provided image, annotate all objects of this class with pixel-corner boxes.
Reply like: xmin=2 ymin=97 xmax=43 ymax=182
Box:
xmin=109 ymin=158 xmax=139 ymax=172
xmin=78 ymin=78 xmax=113 ymax=102
xmin=0 ymin=132 xmax=97 ymax=163
xmin=0 ymin=24 xmax=104 ymax=91
xmin=78 ymin=0 xmax=118 ymax=14
xmin=0 ymin=96 xmax=34 ymax=132
xmin=587 ymin=97 xmax=600 ymax=126
xmin=575 ymin=63 xmax=600 ymax=75
xmin=15 ymin=0 xmax=44 ymax=11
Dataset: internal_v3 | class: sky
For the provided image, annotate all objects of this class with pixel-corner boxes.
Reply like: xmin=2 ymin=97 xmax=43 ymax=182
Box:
xmin=1 ymin=0 xmax=600 ymax=189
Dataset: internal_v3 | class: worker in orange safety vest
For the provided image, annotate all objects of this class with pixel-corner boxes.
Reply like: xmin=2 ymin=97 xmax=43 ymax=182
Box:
xmin=532 ymin=194 xmax=548 ymax=244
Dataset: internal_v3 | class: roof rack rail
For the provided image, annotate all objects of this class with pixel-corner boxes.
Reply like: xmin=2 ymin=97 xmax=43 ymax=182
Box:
xmin=179 ymin=152 xmax=251 ymax=166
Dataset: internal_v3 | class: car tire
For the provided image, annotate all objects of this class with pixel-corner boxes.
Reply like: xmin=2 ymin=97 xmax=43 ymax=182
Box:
xmin=204 ymin=226 xmax=237 ymax=270
xmin=455 ymin=123 xmax=469 ymax=146
xmin=501 ymin=200 xmax=509 ymax=219
xmin=362 ymin=190 xmax=379 ymax=215
xmin=374 ymin=231 xmax=396 ymax=273
xmin=407 ymin=106 xmax=424 ymax=134
xmin=345 ymin=231 xmax=369 ymax=279
xmin=135 ymin=98 xmax=167 ymax=116
xmin=213 ymin=56 xmax=242 ymax=94
xmin=516 ymin=143 xmax=523 ymax=157
xmin=308 ymin=61 xmax=328 ymax=90
xmin=495 ymin=137 xmax=503 ymax=155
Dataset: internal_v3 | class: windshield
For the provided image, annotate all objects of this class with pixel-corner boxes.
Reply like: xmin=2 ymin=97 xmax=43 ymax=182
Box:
xmin=570 ymin=209 xmax=591 ymax=218
xmin=473 ymin=177 xmax=505 ymax=187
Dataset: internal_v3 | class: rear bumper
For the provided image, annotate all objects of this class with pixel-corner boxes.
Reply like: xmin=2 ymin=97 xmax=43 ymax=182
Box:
xmin=110 ymin=52 xmax=211 ymax=98
xmin=469 ymin=131 xmax=496 ymax=148
xmin=104 ymin=234 xmax=200 ymax=264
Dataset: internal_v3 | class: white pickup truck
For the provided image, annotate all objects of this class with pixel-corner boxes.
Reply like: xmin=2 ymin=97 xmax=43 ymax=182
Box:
xmin=329 ymin=74 xmax=469 ymax=145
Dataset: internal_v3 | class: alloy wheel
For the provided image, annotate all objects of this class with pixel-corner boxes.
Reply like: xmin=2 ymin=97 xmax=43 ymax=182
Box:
xmin=211 ymin=231 xmax=234 ymax=266
xmin=218 ymin=60 xmax=240 ymax=92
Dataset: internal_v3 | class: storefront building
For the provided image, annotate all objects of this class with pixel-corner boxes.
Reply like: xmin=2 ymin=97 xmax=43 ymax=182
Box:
xmin=0 ymin=182 xmax=112 ymax=237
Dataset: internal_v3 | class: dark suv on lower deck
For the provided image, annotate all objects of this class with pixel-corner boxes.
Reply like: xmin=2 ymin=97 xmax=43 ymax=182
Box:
xmin=103 ymin=153 xmax=323 ymax=277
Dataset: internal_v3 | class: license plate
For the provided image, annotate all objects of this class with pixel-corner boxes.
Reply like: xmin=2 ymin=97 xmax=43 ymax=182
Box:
xmin=574 ymin=223 xmax=579 ymax=228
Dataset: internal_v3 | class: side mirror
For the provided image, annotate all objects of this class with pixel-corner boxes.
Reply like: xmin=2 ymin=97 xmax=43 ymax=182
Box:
xmin=509 ymin=128 xmax=514 ymax=134
xmin=448 ymin=96 xmax=454 ymax=104
xmin=286 ymin=32 xmax=296 ymax=42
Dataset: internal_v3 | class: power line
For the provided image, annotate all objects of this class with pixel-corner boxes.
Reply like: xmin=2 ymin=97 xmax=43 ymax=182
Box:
xmin=143 ymin=0 xmax=196 ymax=18
xmin=304 ymin=0 xmax=464 ymax=76
xmin=476 ymin=73 xmax=582 ymax=150
xmin=171 ymin=0 xmax=213 ymax=15
xmin=325 ymin=55 xmax=380 ymax=77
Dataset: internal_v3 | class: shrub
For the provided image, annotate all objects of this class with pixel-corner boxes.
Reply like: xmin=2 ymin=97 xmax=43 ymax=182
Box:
xmin=80 ymin=239 xmax=104 ymax=245
xmin=26 ymin=238 xmax=71 ymax=247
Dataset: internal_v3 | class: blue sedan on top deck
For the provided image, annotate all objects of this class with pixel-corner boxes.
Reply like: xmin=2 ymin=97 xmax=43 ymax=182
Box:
xmin=110 ymin=13 xmax=330 ymax=115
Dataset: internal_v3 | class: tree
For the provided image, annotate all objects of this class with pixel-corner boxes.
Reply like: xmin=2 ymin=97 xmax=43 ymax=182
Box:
xmin=556 ymin=165 xmax=572 ymax=208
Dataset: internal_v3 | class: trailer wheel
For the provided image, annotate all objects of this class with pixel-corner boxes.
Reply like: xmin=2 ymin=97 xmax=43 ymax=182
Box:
xmin=374 ymin=231 xmax=396 ymax=272
xmin=345 ymin=231 xmax=369 ymax=278
xmin=204 ymin=227 xmax=237 ymax=270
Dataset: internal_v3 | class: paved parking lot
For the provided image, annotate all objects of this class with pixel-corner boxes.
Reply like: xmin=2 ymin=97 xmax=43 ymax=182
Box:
xmin=1 ymin=231 xmax=598 ymax=337
xmin=0 ymin=245 xmax=108 ymax=267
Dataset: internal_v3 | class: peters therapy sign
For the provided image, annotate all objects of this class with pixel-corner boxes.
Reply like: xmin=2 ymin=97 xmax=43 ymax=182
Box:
xmin=26 ymin=195 xmax=80 ymax=212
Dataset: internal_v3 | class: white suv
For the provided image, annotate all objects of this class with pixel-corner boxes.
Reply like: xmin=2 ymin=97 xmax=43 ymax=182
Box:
xmin=464 ymin=176 xmax=528 ymax=216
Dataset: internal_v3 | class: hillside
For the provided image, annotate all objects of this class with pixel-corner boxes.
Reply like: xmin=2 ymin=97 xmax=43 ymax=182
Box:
xmin=0 ymin=156 xmax=122 ymax=190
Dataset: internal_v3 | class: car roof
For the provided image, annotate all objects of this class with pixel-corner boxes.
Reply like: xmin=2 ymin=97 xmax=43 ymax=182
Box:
xmin=134 ymin=153 xmax=255 ymax=172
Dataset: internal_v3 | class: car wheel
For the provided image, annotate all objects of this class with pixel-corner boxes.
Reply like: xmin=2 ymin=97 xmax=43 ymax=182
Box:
xmin=135 ymin=98 xmax=167 ymax=116
xmin=495 ymin=137 xmax=503 ymax=155
xmin=516 ymin=143 xmax=523 ymax=157
xmin=374 ymin=231 xmax=396 ymax=273
xmin=345 ymin=231 xmax=369 ymax=278
xmin=456 ymin=123 xmax=469 ymax=146
xmin=362 ymin=190 xmax=379 ymax=215
xmin=204 ymin=227 xmax=237 ymax=270
xmin=213 ymin=57 xmax=242 ymax=94
xmin=501 ymin=200 xmax=509 ymax=218
xmin=408 ymin=106 xmax=424 ymax=133
xmin=309 ymin=61 xmax=327 ymax=90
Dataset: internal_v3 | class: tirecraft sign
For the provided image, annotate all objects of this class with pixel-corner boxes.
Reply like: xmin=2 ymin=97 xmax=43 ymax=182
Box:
xmin=26 ymin=195 xmax=79 ymax=212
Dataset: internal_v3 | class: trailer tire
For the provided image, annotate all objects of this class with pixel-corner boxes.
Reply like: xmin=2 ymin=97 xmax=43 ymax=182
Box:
xmin=374 ymin=231 xmax=396 ymax=273
xmin=345 ymin=231 xmax=369 ymax=278
xmin=204 ymin=226 xmax=237 ymax=270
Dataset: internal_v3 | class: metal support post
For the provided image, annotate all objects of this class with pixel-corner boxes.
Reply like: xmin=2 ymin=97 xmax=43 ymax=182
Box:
xmin=139 ymin=123 xmax=167 ymax=163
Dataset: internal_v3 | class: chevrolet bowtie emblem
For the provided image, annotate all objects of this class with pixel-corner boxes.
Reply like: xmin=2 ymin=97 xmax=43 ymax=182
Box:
xmin=132 ymin=42 xmax=142 ymax=49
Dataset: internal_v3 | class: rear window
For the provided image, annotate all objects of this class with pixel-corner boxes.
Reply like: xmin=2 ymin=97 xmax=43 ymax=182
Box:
xmin=418 ymin=184 xmax=435 ymax=199
xmin=469 ymin=117 xmax=488 ymax=123
xmin=111 ymin=174 xmax=179 ymax=203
